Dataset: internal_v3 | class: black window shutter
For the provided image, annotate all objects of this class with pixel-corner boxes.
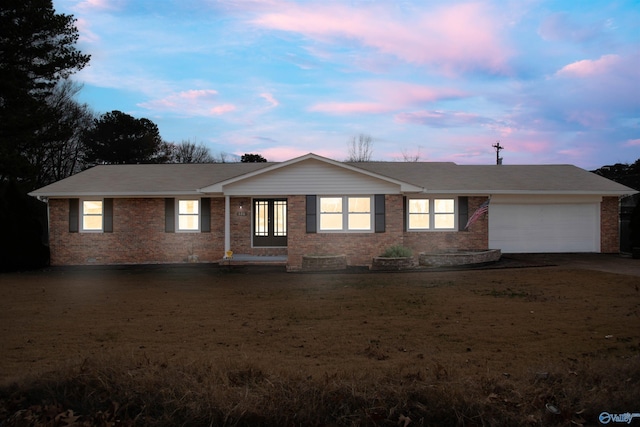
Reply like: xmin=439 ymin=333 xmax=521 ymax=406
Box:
xmin=165 ymin=198 xmax=175 ymax=232
xmin=374 ymin=194 xmax=385 ymax=233
xmin=458 ymin=197 xmax=468 ymax=231
xmin=306 ymin=195 xmax=317 ymax=233
xmin=200 ymin=198 xmax=211 ymax=232
xmin=69 ymin=199 xmax=79 ymax=233
xmin=103 ymin=198 xmax=113 ymax=233
xmin=403 ymin=196 xmax=407 ymax=232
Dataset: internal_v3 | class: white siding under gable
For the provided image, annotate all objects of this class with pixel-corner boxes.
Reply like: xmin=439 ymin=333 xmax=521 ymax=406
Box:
xmin=223 ymin=158 xmax=400 ymax=196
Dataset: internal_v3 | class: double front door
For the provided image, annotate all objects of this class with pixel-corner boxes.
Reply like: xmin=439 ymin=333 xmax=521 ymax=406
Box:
xmin=253 ymin=199 xmax=287 ymax=247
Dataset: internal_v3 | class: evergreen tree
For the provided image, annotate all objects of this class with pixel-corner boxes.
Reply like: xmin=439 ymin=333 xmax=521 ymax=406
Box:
xmin=83 ymin=111 xmax=167 ymax=165
xmin=241 ymin=153 xmax=268 ymax=163
xmin=0 ymin=0 xmax=90 ymax=187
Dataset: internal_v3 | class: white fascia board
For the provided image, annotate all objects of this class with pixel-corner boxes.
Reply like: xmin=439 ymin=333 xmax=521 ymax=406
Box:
xmin=417 ymin=189 xmax=637 ymax=196
xmin=29 ymin=191 xmax=211 ymax=199
xmin=199 ymin=152 xmax=424 ymax=194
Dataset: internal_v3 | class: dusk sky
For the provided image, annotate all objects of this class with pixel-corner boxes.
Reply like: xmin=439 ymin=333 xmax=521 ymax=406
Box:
xmin=53 ymin=0 xmax=639 ymax=169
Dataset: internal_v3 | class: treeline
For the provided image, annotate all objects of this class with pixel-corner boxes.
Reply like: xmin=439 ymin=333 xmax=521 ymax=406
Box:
xmin=592 ymin=160 xmax=640 ymax=253
xmin=0 ymin=1 xmax=269 ymax=271
xmin=2 ymin=1 xmax=265 ymax=194
xmin=592 ymin=160 xmax=640 ymax=191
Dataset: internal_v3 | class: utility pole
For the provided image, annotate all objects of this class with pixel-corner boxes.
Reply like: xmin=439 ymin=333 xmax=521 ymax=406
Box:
xmin=492 ymin=141 xmax=504 ymax=165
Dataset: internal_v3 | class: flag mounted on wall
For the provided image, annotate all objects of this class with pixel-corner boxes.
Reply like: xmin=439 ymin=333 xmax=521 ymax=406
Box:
xmin=465 ymin=197 xmax=490 ymax=230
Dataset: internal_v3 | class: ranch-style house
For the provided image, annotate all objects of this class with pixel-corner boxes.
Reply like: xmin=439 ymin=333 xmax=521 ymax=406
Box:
xmin=29 ymin=153 xmax=635 ymax=270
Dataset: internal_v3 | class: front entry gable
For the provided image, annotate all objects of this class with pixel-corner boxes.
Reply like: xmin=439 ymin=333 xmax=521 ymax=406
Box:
xmin=199 ymin=153 xmax=422 ymax=196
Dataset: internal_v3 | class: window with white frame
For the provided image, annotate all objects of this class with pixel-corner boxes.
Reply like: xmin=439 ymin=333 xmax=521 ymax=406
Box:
xmin=82 ymin=200 xmax=103 ymax=231
xmin=319 ymin=196 xmax=372 ymax=232
xmin=408 ymin=198 xmax=456 ymax=230
xmin=177 ymin=199 xmax=199 ymax=231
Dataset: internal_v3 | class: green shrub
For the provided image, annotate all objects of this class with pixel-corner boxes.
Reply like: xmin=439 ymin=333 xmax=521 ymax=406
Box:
xmin=380 ymin=245 xmax=412 ymax=258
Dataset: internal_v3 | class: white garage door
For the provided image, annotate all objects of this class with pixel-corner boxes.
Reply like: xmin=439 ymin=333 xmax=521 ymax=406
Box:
xmin=489 ymin=204 xmax=600 ymax=253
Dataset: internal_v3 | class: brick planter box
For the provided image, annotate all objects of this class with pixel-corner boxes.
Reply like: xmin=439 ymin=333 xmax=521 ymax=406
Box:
xmin=419 ymin=249 xmax=501 ymax=267
xmin=302 ymin=255 xmax=347 ymax=272
xmin=370 ymin=256 xmax=417 ymax=271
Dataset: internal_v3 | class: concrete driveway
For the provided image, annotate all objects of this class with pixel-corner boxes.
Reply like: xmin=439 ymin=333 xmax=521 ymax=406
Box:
xmin=503 ymin=253 xmax=640 ymax=277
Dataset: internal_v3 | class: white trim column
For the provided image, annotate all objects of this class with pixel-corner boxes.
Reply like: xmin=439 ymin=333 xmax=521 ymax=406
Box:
xmin=224 ymin=195 xmax=231 ymax=254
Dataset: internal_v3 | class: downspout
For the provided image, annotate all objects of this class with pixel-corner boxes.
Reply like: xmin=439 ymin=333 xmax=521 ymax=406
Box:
xmin=40 ymin=197 xmax=51 ymax=249
xmin=224 ymin=195 xmax=231 ymax=254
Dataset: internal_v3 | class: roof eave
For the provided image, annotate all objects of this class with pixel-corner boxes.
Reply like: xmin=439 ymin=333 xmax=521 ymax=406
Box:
xmin=29 ymin=191 xmax=210 ymax=198
xmin=417 ymin=190 xmax=637 ymax=195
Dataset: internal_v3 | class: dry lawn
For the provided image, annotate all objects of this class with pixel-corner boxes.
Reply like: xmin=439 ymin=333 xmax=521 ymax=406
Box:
xmin=1 ymin=261 xmax=639 ymax=426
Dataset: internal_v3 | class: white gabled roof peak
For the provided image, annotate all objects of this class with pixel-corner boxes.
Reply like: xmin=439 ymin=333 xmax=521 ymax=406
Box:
xmin=198 ymin=152 xmax=425 ymax=193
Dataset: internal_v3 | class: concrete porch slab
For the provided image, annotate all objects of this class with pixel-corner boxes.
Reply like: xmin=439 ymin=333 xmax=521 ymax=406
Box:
xmin=218 ymin=254 xmax=288 ymax=265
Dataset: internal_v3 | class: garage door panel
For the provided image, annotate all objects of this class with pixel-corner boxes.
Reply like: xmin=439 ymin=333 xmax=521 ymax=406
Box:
xmin=489 ymin=204 xmax=599 ymax=253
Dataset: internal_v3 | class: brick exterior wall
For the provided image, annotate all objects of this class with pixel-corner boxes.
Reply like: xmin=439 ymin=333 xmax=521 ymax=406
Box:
xmin=47 ymin=194 xmax=621 ymax=266
xmin=48 ymin=198 xmax=226 ymax=265
xmin=403 ymin=196 xmax=489 ymax=254
xmin=600 ymin=196 xmax=620 ymax=253
xmin=286 ymin=195 xmax=402 ymax=270
xmin=285 ymin=195 xmax=488 ymax=270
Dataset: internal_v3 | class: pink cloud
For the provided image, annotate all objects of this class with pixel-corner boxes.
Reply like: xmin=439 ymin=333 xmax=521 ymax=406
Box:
xmin=394 ymin=110 xmax=487 ymax=127
xmin=251 ymin=1 xmax=511 ymax=74
xmin=364 ymin=81 xmax=464 ymax=106
xmin=210 ymin=104 xmax=236 ymax=115
xmin=309 ymin=81 xmax=465 ymax=115
xmin=180 ymin=89 xmax=220 ymax=99
xmin=260 ymin=147 xmax=315 ymax=162
xmin=139 ymin=89 xmax=236 ymax=117
xmin=565 ymin=110 xmax=608 ymax=128
xmin=538 ymin=12 xmax=602 ymax=43
xmin=516 ymin=140 xmax=551 ymax=154
xmin=75 ymin=18 xmax=100 ymax=44
xmin=625 ymin=139 xmax=640 ymax=147
xmin=260 ymin=92 xmax=279 ymax=108
xmin=556 ymin=54 xmax=622 ymax=78
xmin=546 ymin=52 xmax=639 ymax=130
xmin=75 ymin=0 xmax=123 ymax=12
xmin=309 ymin=102 xmax=391 ymax=114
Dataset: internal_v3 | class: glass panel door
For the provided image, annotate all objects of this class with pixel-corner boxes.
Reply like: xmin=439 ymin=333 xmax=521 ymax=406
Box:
xmin=253 ymin=199 xmax=287 ymax=247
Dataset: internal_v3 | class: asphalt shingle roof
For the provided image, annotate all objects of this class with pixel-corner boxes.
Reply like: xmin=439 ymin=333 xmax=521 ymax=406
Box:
xmin=29 ymin=163 xmax=273 ymax=197
xmin=352 ymin=162 xmax=634 ymax=194
xmin=29 ymin=157 xmax=635 ymax=197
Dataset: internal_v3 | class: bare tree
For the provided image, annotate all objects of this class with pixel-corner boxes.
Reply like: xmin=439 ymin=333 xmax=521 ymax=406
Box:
xmin=213 ymin=152 xmax=240 ymax=163
xmin=347 ymin=133 xmax=374 ymax=162
xmin=168 ymin=140 xmax=214 ymax=163
xmin=217 ymin=152 xmax=230 ymax=163
xmin=26 ymin=79 xmax=94 ymax=185
xmin=401 ymin=146 xmax=423 ymax=162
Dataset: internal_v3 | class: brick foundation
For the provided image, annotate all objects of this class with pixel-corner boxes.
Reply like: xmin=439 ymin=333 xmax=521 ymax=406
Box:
xmin=301 ymin=255 xmax=347 ymax=271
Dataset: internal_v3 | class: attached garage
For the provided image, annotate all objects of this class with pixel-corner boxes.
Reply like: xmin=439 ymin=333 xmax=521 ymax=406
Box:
xmin=489 ymin=198 xmax=600 ymax=253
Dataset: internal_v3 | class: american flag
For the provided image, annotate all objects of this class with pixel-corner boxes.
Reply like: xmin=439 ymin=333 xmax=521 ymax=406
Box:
xmin=465 ymin=198 xmax=490 ymax=230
